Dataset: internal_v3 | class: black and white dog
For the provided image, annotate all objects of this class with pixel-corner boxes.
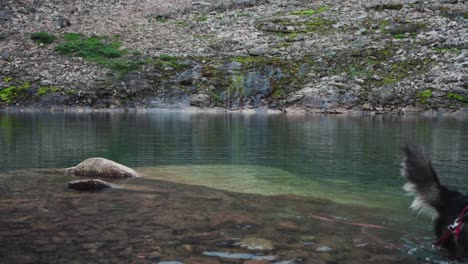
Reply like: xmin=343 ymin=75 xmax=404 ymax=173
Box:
xmin=402 ymin=145 xmax=468 ymax=259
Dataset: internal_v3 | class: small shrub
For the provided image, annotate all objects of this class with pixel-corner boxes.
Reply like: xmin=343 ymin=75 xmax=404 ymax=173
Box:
xmin=0 ymin=82 xmax=31 ymax=103
xmin=36 ymin=86 xmax=60 ymax=96
xmin=176 ymin=21 xmax=191 ymax=27
xmin=30 ymin=32 xmax=56 ymax=44
xmin=393 ymin=34 xmax=407 ymax=39
xmin=160 ymin=54 xmax=178 ymax=61
xmin=56 ymin=36 xmax=125 ymax=59
xmin=64 ymin=32 xmax=84 ymax=42
xmin=418 ymin=89 xmax=432 ymax=103
xmin=448 ymin=93 xmax=468 ymax=103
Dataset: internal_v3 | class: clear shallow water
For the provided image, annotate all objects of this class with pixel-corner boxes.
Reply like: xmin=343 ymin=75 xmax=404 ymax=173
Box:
xmin=1 ymin=111 xmax=468 ymax=263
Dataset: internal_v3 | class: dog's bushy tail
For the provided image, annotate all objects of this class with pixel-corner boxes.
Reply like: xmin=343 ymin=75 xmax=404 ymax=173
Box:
xmin=401 ymin=144 xmax=441 ymax=219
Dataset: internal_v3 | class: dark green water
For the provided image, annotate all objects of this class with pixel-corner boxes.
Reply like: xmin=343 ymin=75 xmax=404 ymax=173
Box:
xmin=1 ymin=111 xmax=468 ymax=207
xmin=1 ymin=111 xmax=468 ymax=263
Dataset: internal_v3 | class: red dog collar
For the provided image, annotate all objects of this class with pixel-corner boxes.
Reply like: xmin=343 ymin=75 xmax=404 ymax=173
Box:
xmin=434 ymin=205 xmax=468 ymax=247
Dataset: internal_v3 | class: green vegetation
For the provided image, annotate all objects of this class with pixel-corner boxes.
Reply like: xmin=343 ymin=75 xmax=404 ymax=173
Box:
xmin=155 ymin=54 xmax=189 ymax=70
xmin=55 ymin=33 xmax=144 ymax=73
xmin=176 ymin=21 xmax=191 ymax=27
xmin=3 ymin=76 xmax=13 ymax=82
xmin=36 ymin=86 xmax=60 ymax=96
xmin=418 ymin=89 xmax=432 ymax=103
xmin=448 ymin=93 xmax=468 ymax=103
xmin=56 ymin=33 xmax=125 ymax=58
xmin=30 ymin=32 xmax=56 ymax=44
xmin=288 ymin=6 xmax=329 ymax=16
xmin=156 ymin=18 xmax=168 ymax=23
xmin=434 ymin=47 xmax=461 ymax=53
xmin=0 ymin=82 xmax=31 ymax=104
xmin=393 ymin=34 xmax=407 ymax=39
xmin=196 ymin=15 xmax=208 ymax=22
xmin=331 ymin=45 xmax=434 ymax=88
xmin=64 ymin=32 xmax=83 ymax=41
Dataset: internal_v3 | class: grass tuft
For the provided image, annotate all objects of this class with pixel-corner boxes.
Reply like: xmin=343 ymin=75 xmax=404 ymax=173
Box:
xmin=30 ymin=32 xmax=56 ymax=44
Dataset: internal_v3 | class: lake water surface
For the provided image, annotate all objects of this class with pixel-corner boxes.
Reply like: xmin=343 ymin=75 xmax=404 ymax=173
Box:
xmin=1 ymin=111 xmax=468 ymax=263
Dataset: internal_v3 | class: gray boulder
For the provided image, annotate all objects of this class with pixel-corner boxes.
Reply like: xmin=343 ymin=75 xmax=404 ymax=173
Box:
xmin=190 ymin=94 xmax=211 ymax=107
xmin=56 ymin=17 xmax=71 ymax=28
xmin=68 ymin=179 xmax=115 ymax=191
xmin=0 ymin=10 xmax=11 ymax=23
xmin=65 ymin=158 xmax=140 ymax=178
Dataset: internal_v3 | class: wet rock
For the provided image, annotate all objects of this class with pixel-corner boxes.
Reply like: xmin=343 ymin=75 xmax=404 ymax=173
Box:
xmin=65 ymin=157 xmax=140 ymax=178
xmin=203 ymin=251 xmax=277 ymax=261
xmin=276 ymin=221 xmax=300 ymax=232
xmin=240 ymin=237 xmax=274 ymax=251
xmin=190 ymin=94 xmax=211 ymax=108
xmin=315 ymin=246 xmax=332 ymax=253
xmin=209 ymin=211 xmax=260 ymax=228
xmin=183 ymin=256 xmax=220 ymax=264
xmin=148 ymin=251 xmax=162 ymax=261
xmin=361 ymin=103 xmax=372 ymax=111
xmin=68 ymin=179 xmax=115 ymax=191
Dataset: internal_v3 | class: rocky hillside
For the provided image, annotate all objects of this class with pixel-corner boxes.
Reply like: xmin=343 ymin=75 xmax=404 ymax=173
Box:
xmin=0 ymin=0 xmax=466 ymax=113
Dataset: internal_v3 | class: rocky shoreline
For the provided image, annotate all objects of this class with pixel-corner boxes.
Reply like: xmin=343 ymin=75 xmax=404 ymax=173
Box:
xmin=0 ymin=0 xmax=467 ymax=113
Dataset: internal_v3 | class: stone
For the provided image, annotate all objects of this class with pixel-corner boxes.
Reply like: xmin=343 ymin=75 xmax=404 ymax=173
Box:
xmin=315 ymin=246 xmax=332 ymax=252
xmin=56 ymin=17 xmax=71 ymax=28
xmin=190 ymin=94 xmax=211 ymax=108
xmin=351 ymin=37 xmax=370 ymax=48
xmin=68 ymin=179 xmax=115 ymax=191
xmin=0 ymin=49 xmax=11 ymax=61
xmin=276 ymin=221 xmax=300 ymax=231
xmin=234 ymin=0 xmax=257 ymax=7
xmin=361 ymin=103 xmax=372 ymax=111
xmin=64 ymin=157 xmax=140 ymax=178
xmin=148 ymin=251 xmax=162 ymax=261
xmin=239 ymin=237 xmax=274 ymax=251
xmin=0 ymin=10 xmax=11 ymax=23
xmin=224 ymin=61 xmax=242 ymax=71
xmin=248 ymin=47 xmax=268 ymax=56
xmin=40 ymin=80 xmax=52 ymax=86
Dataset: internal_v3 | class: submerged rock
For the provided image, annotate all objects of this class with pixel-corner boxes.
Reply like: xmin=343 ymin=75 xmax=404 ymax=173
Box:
xmin=240 ymin=237 xmax=274 ymax=251
xmin=68 ymin=179 xmax=114 ymax=191
xmin=65 ymin=158 xmax=140 ymax=178
xmin=203 ymin=251 xmax=277 ymax=261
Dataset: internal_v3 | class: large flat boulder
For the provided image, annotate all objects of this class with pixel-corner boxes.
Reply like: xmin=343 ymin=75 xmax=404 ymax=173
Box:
xmin=65 ymin=158 xmax=140 ymax=178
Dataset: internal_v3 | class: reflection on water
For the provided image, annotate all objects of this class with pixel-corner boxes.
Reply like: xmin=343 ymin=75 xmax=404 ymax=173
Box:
xmin=1 ymin=111 xmax=468 ymax=263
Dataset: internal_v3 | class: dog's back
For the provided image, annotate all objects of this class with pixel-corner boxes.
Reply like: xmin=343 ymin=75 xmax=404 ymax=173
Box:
xmin=402 ymin=145 xmax=468 ymax=259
